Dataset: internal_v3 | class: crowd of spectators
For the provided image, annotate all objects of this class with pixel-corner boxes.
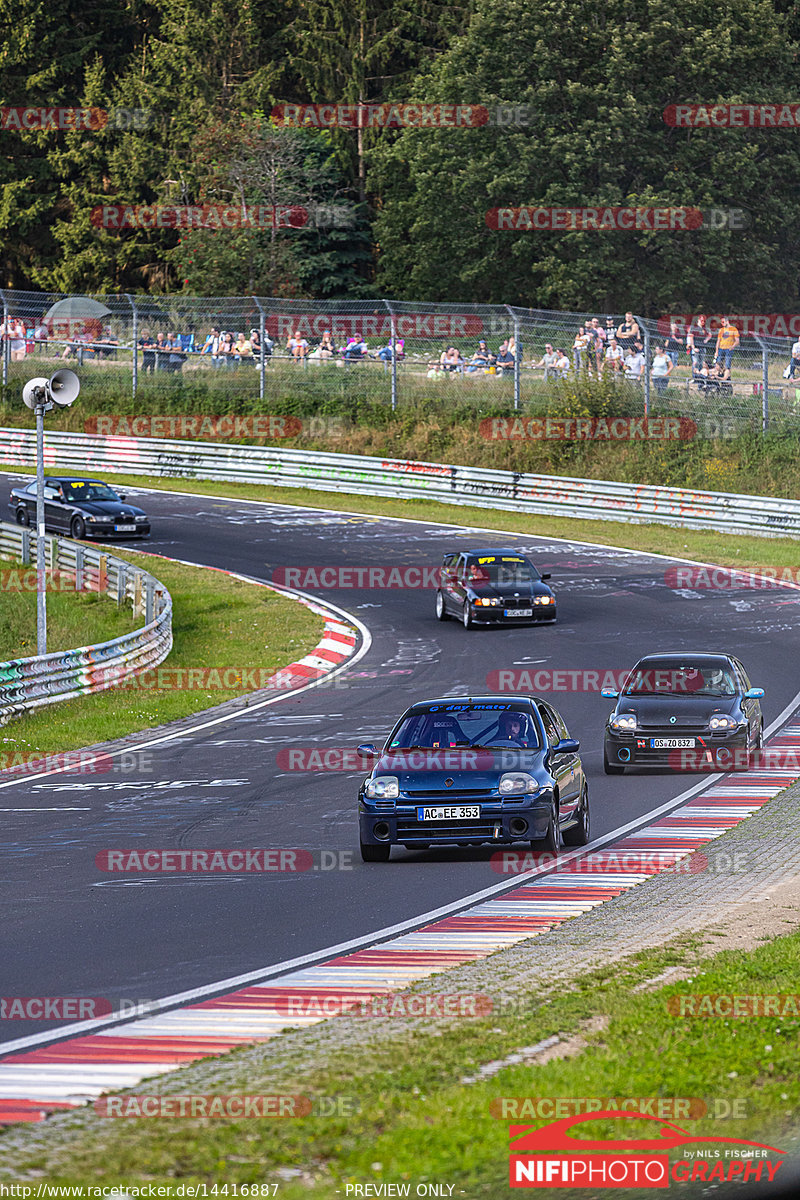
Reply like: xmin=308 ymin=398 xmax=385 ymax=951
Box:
xmin=5 ymin=312 xmax=800 ymax=394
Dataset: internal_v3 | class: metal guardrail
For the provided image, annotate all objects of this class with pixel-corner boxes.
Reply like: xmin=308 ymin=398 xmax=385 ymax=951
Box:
xmin=0 ymin=519 xmax=172 ymax=725
xmin=0 ymin=426 xmax=798 ymax=539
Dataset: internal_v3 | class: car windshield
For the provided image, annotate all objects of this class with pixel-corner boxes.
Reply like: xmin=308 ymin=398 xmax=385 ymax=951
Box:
xmin=465 ymin=556 xmax=539 ymax=586
xmin=623 ymin=662 xmax=737 ymax=697
xmin=388 ymin=705 xmax=541 ymax=750
xmin=61 ymin=482 xmax=120 ymax=502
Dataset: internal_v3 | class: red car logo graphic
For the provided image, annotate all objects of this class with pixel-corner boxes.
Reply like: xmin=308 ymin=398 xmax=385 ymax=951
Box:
xmin=510 ymin=1110 xmax=784 ymax=1155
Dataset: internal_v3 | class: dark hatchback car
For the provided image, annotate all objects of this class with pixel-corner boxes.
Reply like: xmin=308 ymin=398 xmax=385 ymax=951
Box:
xmin=602 ymin=652 xmax=764 ymax=774
xmin=435 ymin=547 xmax=556 ymax=628
xmin=357 ymin=697 xmax=588 ymax=861
xmin=10 ymin=477 xmax=151 ymax=540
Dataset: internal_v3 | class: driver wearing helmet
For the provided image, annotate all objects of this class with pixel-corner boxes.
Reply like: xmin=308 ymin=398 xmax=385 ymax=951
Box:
xmin=498 ymin=711 xmax=526 ymax=745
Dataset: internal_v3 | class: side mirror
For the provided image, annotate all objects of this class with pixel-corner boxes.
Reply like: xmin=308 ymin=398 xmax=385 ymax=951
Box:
xmin=540 ymin=573 xmax=551 ymax=581
xmin=553 ymin=738 xmax=580 ymax=754
xmin=601 ymin=688 xmax=619 ymax=699
xmin=357 ymin=743 xmax=377 ymax=758
xmin=118 ymin=493 xmax=127 ymax=502
xmin=745 ymin=687 xmax=765 ymax=699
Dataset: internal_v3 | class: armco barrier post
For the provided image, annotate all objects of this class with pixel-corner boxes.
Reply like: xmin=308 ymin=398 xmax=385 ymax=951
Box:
xmin=145 ymin=578 xmax=154 ymax=624
xmin=0 ymin=290 xmax=8 ymax=392
xmin=639 ymin=316 xmax=650 ymax=417
xmin=117 ymin=563 xmax=126 ymax=606
xmin=126 ymin=294 xmax=138 ymax=401
xmin=20 ymin=528 xmax=30 ymax=565
xmin=75 ymin=544 xmax=84 ymax=591
xmin=253 ymin=296 xmax=266 ymax=403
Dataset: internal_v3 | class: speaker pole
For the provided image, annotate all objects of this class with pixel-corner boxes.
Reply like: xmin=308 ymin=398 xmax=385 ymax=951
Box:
xmin=35 ymin=401 xmax=47 ymax=655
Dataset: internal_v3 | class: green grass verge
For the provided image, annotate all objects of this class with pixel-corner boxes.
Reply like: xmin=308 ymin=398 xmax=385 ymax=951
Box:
xmin=0 ymin=557 xmax=137 ymax=661
xmin=3 ymin=367 xmax=800 ymax=496
xmin=0 ymin=546 xmax=323 ymax=759
xmin=3 ymin=919 xmax=799 ymax=1196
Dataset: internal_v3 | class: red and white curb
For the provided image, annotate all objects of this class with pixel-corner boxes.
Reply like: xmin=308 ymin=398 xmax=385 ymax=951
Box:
xmin=1 ymin=724 xmax=798 ymax=1124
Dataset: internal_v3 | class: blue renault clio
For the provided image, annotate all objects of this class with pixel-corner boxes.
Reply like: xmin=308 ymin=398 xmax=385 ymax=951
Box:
xmin=358 ymin=696 xmax=589 ymax=862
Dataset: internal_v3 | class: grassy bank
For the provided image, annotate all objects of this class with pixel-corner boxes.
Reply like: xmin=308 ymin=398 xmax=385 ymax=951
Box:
xmin=0 ymin=547 xmax=324 ymax=759
xmin=2 ymin=900 xmax=798 ymax=1196
xmin=0 ymin=557 xmax=137 ymax=661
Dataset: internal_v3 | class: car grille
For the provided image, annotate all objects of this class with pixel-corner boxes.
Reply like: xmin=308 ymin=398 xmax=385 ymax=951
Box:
xmin=406 ymin=788 xmax=489 ymax=799
xmin=396 ymin=819 xmax=499 ymax=842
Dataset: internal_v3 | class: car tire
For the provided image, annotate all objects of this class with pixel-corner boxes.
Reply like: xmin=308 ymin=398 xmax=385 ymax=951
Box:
xmin=360 ymin=840 xmax=390 ymax=863
xmin=563 ymin=785 xmax=590 ymax=846
xmin=70 ymin=516 xmax=86 ymax=540
xmin=462 ymin=603 xmax=473 ymax=630
xmin=535 ymin=802 xmax=561 ymax=854
xmin=435 ymin=591 xmax=449 ymax=621
xmin=15 ymin=508 xmax=29 ymax=527
xmin=604 ymin=749 xmax=624 ymax=775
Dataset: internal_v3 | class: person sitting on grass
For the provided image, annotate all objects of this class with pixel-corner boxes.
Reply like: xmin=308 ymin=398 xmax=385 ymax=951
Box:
xmin=440 ymin=346 xmax=463 ymax=373
xmin=466 ymin=340 xmax=493 ymax=372
xmin=344 ymin=337 xmax=368 ymax=361
xmin=495 ymin=340 xmax=515 ymax=374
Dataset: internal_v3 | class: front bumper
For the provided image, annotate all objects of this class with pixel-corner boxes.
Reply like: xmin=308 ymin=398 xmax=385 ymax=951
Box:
xmin=468 ymin=604 xmax=557 ymax=626
xmin=89 ymin=523 xmax=151 ymax=538
xmin=605 ymin=728 xmax=748 ymax=769
xmin=359 ymin=794 xmax=552 ymax=846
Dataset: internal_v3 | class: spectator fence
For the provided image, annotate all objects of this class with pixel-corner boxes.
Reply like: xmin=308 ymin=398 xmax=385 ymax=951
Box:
xmin=1 ymin=290 xmax=797 ymax=436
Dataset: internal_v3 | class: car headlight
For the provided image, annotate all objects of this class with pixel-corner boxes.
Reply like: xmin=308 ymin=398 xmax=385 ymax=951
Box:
xmin=709 ymin=715 xmax=738 ymax=730
xmin=533 ymin=596 xmax=555 ymax=605
xmin=611 ymin=715 xmax=637 ymax=731
xmin=474 ymin=597 xmax=501 ymax=607
xmin=135 ymin=515 xmax=147 ymax=521
xmin=498 ymin=772 xmax=540 ymax=795
xmin=365 ymin=776 xmax=399 ymax=799
xmin=87 ymin=515 xmax=114 ymax=523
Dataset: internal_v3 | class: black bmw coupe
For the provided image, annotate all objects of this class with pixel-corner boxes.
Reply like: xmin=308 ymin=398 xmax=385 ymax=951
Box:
xmin=9 ymin=477 xmax=151 ymax=540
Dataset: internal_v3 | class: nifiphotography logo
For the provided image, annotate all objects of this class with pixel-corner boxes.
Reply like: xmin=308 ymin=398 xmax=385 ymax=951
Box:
xmin=508 ymin=1111 xmax=785 ymax=1188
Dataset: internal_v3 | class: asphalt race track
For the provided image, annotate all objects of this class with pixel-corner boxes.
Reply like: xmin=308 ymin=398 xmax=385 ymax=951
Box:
xmin=4 ymin=480 xmax=800 ymax=1042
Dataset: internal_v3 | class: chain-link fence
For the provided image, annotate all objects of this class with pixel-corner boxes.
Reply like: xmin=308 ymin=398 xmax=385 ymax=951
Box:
xmin=1 ymin=289 xmax=798 ymax=435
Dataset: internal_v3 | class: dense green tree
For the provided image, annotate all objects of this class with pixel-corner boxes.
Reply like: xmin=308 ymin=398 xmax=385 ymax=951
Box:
xmin=371 ymin=0 xmax=800 ymax=314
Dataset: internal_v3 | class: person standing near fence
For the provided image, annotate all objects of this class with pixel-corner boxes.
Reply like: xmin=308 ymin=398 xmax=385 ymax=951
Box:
xmin=714 ymin=317 xmax=739 ymax=381
xmin=572 ymin=325 xmax=590 ymax=373
xmin=788 ymin=335 xmax=800 ymax=379
xmin=651 ymin=344 xmax=673 ymax=394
